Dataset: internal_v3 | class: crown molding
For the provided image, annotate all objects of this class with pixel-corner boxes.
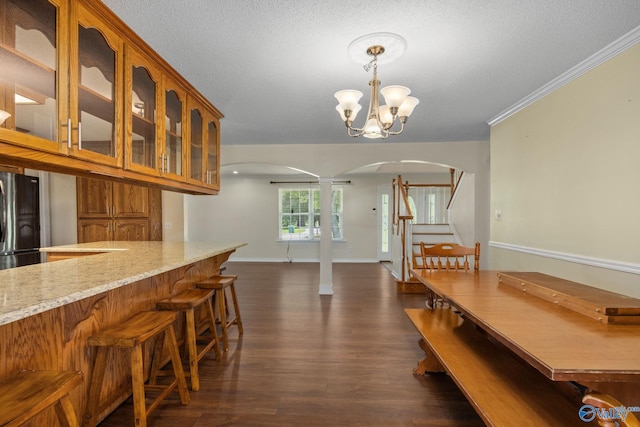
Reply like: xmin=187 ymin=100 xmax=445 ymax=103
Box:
xmin=489 ymin=241 xmax=640 ymax=275
xmin=488 ymin=25 xmax=640 ymax=126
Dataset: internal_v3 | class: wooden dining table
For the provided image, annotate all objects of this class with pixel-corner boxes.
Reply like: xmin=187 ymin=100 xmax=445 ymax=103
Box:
xmin=410 ymin=268 xmax=640 ymax=407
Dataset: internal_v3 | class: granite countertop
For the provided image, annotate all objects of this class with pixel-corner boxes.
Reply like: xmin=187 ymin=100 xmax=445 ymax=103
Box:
xmin=0 ymin=241 xmax=245 ymax=326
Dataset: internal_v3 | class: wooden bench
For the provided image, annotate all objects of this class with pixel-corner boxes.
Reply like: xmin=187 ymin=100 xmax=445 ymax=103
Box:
xmin=405 ymin=308 xmax=590 ymax=427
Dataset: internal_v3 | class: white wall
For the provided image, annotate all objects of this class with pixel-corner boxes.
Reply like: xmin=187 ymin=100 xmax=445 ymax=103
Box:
xmin=48 ymin=173 xmax=78 ymax=246
xmin=449 ymin=173 xmax=476 ymax=249
xmin=186 ymin=174 xmax=391 ymax=262
xmin=43 ymin=141 xmax=490 ymax=261
xmin=490 ymin=42 xmax=640 ymax=297
xmin=161 ymin=190 xmax=185 ymax=241
xmin=184 ymin=140 xmax=491 ymax=262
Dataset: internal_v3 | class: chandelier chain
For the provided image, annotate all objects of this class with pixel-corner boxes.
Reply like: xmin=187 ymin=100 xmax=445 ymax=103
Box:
xmin=363 ymin=55 xmax=378 ymax=73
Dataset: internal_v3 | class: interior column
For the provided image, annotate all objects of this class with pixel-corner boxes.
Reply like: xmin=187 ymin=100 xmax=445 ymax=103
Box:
xmin=318 ymin=177 xmax=333 ymax=295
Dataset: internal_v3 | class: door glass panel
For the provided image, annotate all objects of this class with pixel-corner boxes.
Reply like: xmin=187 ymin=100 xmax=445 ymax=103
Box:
xmin=164 ymin=89 xmax=182 ymax=176
xmin=381 ymin=193 xmax=389 ymax=253
xmin=131 ymin=65 xmax=156 ymax=168
xmin=190 ymin=108 xmax=202 ymax=181
xmin=206 ymin=120 xmax=218 ymax=185
xmin=0 ymin=0 xmax=58 ymax=140
xmin=78 ymin=25 xmax=116 ymax=156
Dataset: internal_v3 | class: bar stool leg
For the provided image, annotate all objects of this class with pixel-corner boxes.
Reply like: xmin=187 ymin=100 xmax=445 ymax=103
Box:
xmin=229 ymin=282 xmax=244 ymax=334
xmin=165 ymin=325 xmax=190 ymax=405
xmin=184 ymin=306 xmax=200 ymax=391
xmin=130 ymin=345 xmax=147 ymax=427
xmin=203 ymin=296 xmax=222 ymax=360
xmin=216 ymin=289 xmax=229 ymax=351
xmin=148 ymin=331 xmax=164 ymax=386
xmin=84 ymin=348 xmax=109 ymax=427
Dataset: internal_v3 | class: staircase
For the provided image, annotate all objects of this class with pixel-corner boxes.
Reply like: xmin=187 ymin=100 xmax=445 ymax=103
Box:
xmin=410 ymin=223 xmax=456 ymax=269
xmin=392 ymin=173 xmax=463 ymax=293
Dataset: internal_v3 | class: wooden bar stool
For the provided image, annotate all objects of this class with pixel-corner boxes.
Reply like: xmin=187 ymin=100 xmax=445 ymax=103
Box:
xmin=196 ymin=275 xmax=243 ymax=351
xmin=0 ymin=370 xmax=82 ymax=427
xmin=84 ymin=311 xmax=190 ymax=427
xmin=156 ymin=288 xmax=222 ymax=391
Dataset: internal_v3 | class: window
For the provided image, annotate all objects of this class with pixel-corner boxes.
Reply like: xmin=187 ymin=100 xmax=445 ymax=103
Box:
xmin=279 ymin=187 xmax=343 ymax=240
xmin=408 ymin=186 xmax=450 ymax=224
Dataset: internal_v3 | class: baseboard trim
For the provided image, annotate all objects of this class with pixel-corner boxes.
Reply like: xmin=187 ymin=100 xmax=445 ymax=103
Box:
xmin=227 ymin=257 xmax=380 ymax=263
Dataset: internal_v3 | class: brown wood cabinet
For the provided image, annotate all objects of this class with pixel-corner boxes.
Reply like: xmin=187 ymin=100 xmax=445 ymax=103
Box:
xmin=0 ymin=0 xmax=222 ymax=195
xmin=187 ymin=95 xmax=220 ymax=189
xmin=77 ymin=176 xmax=162 ymax=242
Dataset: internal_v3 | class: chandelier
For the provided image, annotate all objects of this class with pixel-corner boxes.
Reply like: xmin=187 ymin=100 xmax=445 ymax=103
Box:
xmin=334 ymin=33 xmax=419 ymax=139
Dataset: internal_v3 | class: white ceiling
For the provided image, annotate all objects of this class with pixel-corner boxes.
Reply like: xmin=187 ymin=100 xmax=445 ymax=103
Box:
xmin=102 ymin=0 xmax=640 ymax=148
xmin=101 ymin=1 xmax=640 ymax=178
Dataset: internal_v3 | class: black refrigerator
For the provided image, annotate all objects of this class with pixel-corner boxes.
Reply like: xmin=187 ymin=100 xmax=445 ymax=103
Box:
xmin=0 ymin=172 xmax=42 ymax=270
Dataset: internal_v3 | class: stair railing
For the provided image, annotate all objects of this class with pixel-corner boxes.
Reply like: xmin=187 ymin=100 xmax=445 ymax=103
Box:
xmin=392 ymin=176 xmax=414 ymax=283
xmin=447 ymin=168 xmax=464 ymax=209
xmin=392 ymin=170 xmax=462 ymax=284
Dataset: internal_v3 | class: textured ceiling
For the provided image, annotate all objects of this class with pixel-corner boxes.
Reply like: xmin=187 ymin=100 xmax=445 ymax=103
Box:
xmin=102 ymin=0 xmax=640 ymax=146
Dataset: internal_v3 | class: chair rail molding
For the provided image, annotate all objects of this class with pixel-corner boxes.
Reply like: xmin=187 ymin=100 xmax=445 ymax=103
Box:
xmin=489 ymin=241 xmax=640 ymax=275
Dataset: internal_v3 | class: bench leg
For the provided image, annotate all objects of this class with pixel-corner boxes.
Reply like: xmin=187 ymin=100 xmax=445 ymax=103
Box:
xmin=54 ymin=394 xmax=80 ymax=427
xmin=413 ymin=338 xmax=445 ymax=375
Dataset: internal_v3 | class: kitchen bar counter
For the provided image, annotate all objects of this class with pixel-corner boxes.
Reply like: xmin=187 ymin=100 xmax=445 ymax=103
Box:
xmin=0 ymin=241 xmax=245 ymax=326
xmin=0 ymin=240 xmax=245 ymax=425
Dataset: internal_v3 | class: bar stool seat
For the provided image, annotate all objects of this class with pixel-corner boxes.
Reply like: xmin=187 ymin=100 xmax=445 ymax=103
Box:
xmin=0 ymin=370 xmax=82 ymax=427
xmin=156 ymin=288 xmax=222 ymax=391
xmin=196 ymin=275 xmax=243 ymax=351
xmin=85 ymin=311 xmax=190 ymax=427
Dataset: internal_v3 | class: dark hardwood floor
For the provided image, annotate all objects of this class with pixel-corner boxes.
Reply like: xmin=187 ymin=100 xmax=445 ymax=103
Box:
xmin=100 ymin=262 xmax=484 ymax=426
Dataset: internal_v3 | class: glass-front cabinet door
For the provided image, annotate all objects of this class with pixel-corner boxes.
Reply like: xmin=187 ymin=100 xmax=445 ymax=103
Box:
xmin=125 ymin=47 xmax=161 ymax=176
xmin=187 ymin=97 xmax=204 ymax=185
xmin=187 ymin=96 xmax=220 ymax=189
xmin=69 ymin=1 xmax=123 ymax=167
xmin=205 ymin=116 xmax=220 ymax=189
xmin=162 ymin=77 xmax=185 ymax=180
xmin=0 ymin=0 xmax=68 ymax=153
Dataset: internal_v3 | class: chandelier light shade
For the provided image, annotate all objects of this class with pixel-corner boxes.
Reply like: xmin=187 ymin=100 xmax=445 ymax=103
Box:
xmin=335 ymin=33 xmax=419 ymax=139
xmin=0 ymin=110 xmax=10 ymax=125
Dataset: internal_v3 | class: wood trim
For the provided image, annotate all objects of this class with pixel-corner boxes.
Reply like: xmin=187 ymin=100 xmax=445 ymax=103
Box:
xmin=489 ymin=240 xmax=640 ymax=275
xmin=0 ymin=141 xmax=217 ymax=194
